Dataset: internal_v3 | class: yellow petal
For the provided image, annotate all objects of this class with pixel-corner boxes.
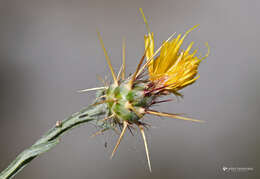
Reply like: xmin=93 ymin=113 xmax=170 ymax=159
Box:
xmin=147 ymin=25 xmax=208 ymax=92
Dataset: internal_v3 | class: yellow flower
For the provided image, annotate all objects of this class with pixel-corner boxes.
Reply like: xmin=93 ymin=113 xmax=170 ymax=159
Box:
xmin=144 ymin=25 xmax=209 ymax=92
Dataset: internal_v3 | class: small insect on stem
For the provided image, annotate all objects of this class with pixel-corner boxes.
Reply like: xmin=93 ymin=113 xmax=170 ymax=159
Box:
xmin=55 ymin=120 xmax=62 ymax=127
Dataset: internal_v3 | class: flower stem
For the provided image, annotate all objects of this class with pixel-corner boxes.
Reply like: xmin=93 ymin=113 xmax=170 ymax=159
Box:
xmin=0 ymin=103 xmax=106 ymax=179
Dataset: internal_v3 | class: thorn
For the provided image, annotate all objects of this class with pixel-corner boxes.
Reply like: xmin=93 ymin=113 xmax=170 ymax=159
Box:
xmin=144 ymin=85 xmax=169 ymax=95
xmin=91 ymin=128 xmax=109 ymax=138
xmin=128 ymin=46 xmax=149 ymax=89
xmin=118 ymin=122 xmax=123 ymax=132
xmin=110 ymin=121 xmax=128 ymax=159
xmin=142 ymin=122 xmax=151 ymax=130
xmin=146 ymin=110 xmax=204 ymax=123
xmin=116 ymin=38 xmax=126 ymax=82
xmin=122 ymin=37 xmax=126 ymax=80
xmin=139 ymin=125 xmax=152 ymax=172
xmin=117 ymin=65 xmax=123 ymax=82
xmin=94 ymin=95 xmax=106 ymax=102
xmin=97 ymin=31 xmax=118 ymax=86
xmin=78 ymin=86 xmax=107 ymax=93
xmin=127 ymin=125 xmax=134 ymax=136
xmin=100 ymin=114 xmax=115 ymax=122
xmin=151 ymin=99 xmax=174 ymax=105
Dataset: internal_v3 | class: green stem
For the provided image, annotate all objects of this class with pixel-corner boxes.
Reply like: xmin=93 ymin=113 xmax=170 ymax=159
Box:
xmin=0 ymin=103 xmax=106 ymax=179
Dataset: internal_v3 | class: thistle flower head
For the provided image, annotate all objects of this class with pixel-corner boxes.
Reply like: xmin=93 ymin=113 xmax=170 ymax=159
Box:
xmin=80 ymin=8 xmax=209 ymax=172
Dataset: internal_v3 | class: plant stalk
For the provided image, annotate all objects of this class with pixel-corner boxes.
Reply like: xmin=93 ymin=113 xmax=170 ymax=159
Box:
xmin=0 ymin=103 xmax=106 ymax=179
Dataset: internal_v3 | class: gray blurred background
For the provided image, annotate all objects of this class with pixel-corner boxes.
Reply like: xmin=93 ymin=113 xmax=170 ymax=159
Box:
xmin=0 ymin=0 xmax=259 ymax=178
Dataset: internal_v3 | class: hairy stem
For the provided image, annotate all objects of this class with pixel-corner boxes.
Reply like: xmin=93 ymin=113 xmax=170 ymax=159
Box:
xmin=0 ymin=103 xmax=106 ymax=179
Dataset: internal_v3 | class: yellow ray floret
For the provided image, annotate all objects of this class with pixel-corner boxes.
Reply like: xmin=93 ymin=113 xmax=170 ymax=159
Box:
xmin=144 ymin=25 xmax=209 ymax=92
